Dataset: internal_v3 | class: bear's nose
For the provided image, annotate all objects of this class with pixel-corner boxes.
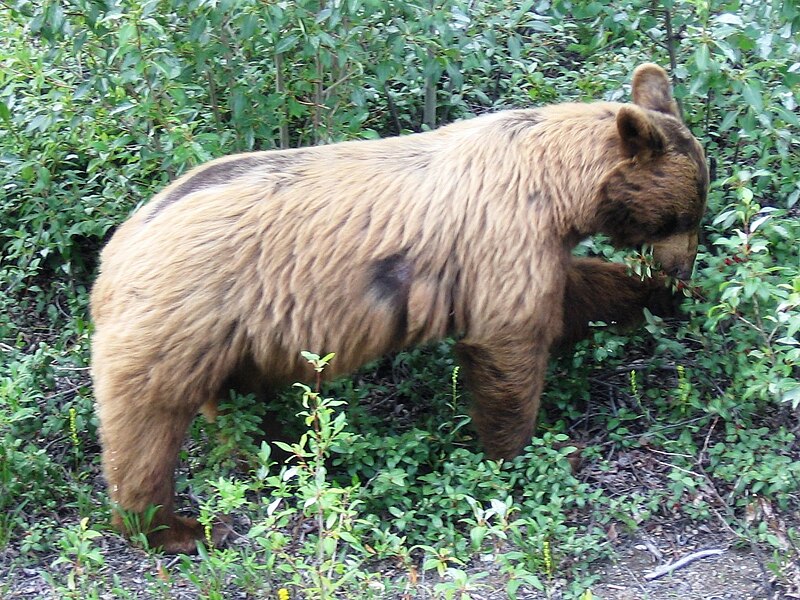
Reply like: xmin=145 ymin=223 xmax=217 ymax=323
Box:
xmin=666 ymin=265 xmax=693 ymax=280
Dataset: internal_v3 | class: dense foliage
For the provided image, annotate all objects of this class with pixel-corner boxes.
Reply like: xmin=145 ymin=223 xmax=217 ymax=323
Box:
xmin=1 ymin=0 xmax=798 ymax=598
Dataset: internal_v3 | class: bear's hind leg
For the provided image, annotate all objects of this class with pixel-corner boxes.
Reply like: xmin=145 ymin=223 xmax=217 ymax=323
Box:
xmin=98 ymin=395 xmax=223 ymax=553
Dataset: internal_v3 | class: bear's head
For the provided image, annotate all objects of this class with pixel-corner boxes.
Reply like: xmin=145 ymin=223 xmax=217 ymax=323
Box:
xmin=597 ymin=64 xmax=709 ymax=279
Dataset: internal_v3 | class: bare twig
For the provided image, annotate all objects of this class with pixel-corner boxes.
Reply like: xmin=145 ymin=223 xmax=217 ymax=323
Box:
xmin=383 ymin=82 xmax=402 ymax=135
xmin=662 ymin=6 xmax=684 ymax=117
xmin=644 ymin=548 xmax=724 ymax=580
xmin=206 ymin=70 xmax=223 ymax=133
xmin=313 ymin=47 xmax=323 ymax=144
xmin=699 ymin=415 xmax=719 ymax=462
xmin=422 ymin=0 xmax=437 ymax=129
xmin=275 ymin=52 xmax=290 ymax=149
xmin=423 ymin=49 xmax=437 ymax=129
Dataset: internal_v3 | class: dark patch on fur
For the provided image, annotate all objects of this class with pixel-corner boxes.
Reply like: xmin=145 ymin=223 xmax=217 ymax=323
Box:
xmin=147 ymin=156 xmax=266 ymax=222
xmin=282 ymin=296 xmax=296 ymax=329
xmin=554 ymin=258 xmax=683 ymax=353
xmin=382 ymin=316 xmax=409 ymax=354
xmin=598 ymin=199 xmax=647 ymax=246
xmin=695 ymin=148 xmax=710 ymax=206
xmin=664 ymin=122 xmax=709 ymax=223
xmin=501 ymin=111 xmax=544 ymax=139
xmin=697 ymin=170 xmax=708 ymax=202
xmin=272 ymin=178 xmax=289 ymax=194
xmin=601 ymin=198 xmax=696 ymax=245
xmin=371 ymin=253 xmax=413 ymax=340
xmin=361 ymin=209 xmax=373 ymax=236
xmin=147 ymin=154 xmax=304 ymax=222
xmin=404 ymin=150 xmax=431 ymax=171
xmin=660 ymin=117 xmax=704 ymax=162
xmin=652 ymin=207 xmax=703 ymax=239
xmin=675 ymin=213 xmax=697 ymax=233
xmin=669 ymin=132 xmax=696 ymax=158
xmin=652 ymin=214 xmax=679 ymax=238
xmin=660 ymin=119 xmax=709 ymax=225
xmin=619 ymin=112 xmax=666 ymax=156
xmin=456 ymin=343 xmax=506 ymax=382
xmin=372 ymin=254 xmax=412 ymax=300
xmin=446 ymin=277 xmax=459 ymax=335
xmin=372 ymin=149 xmax=430 ymax=171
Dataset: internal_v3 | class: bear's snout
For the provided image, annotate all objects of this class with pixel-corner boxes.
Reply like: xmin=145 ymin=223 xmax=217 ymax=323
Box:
xmin=653 ymin=231 xmax=699 ymax=280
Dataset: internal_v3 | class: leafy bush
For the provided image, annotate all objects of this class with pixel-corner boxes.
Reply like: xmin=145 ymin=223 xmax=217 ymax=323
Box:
xmin=1 ymin=0 xmax=799 ymax=598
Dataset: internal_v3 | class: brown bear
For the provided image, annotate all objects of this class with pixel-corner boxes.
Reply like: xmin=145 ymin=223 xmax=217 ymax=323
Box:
xmin=91 ymin=63 xmax=708 ymax=553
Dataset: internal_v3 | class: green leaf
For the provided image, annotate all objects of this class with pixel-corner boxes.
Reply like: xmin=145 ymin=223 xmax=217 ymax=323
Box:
xmin=742 ymin=83 xmax=763 ymax=113
xmin=189 ymin=16 xmax=208 ymax=40
xmin=695 ymin=43 xmax=710 ymax=71
xmin=719 ymin=109 xmax=740 ymax=131
xmin=118 ymin=23 xmax=136 ymax=47
xmin=508 ymin=34 xmax=521 ymax=59
xmin=275 ymin=35 xmax=298 ymax=54
xmin=775 ymin=106 xmax=800 ymax=127
xmin=240 ymin=14 xmax=259 ymax=39
xmin=528 ymin=18 xmax=553 ymax=33
xmin=316 ymin=8 xmax=332 ymax=23
xmin=712 ymin=39 xmax=737 ymax=63
xmin=715 ymin=13 xmax=743 ymax=26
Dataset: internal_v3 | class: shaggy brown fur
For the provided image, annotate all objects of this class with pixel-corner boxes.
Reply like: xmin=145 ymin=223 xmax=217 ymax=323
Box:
xmin=553 ymin=257 xmax=682 ymax=353
xmin=91 ymin=63 xmax=707 ymax=553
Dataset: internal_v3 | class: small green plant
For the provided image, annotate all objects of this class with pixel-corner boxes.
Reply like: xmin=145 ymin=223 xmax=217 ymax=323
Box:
xmin=432 ymin=567 xmax=490 ymax=599
xmin=200 ymin=390 xmax=267 ymax=472
xmin=117 ymin=505 xmax=163 ymax=551
xmin=246 ymin=351 xmax=372 ymax=599
xmin=49 ymin=517 xmax=105 ymax=595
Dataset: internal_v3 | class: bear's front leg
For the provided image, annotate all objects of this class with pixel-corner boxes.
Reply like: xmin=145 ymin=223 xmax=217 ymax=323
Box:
xmin=455 ymin=335 xmax=551 ymax=460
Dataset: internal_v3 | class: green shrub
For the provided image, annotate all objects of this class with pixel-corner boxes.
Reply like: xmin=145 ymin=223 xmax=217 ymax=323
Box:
xmin=1 ymin=0 xmax=798 ymax=597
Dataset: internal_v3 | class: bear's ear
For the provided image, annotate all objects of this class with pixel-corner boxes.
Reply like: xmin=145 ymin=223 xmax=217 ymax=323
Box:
xmin=616 ymin=105 xmax=667 ymax=158
xmin=631 ymin=63 xmax=681 ymax=118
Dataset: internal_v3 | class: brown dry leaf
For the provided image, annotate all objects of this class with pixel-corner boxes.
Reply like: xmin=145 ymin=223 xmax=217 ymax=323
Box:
xmin=156 ymin=559 xmax=170 ymax=583
xmin=607 ymin=522 xmax=619 ymax=544
xmin=408 ymin=565 xmax=418 ymax=586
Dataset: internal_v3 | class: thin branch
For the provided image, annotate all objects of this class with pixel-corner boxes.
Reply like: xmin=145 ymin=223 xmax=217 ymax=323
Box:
xmin=423 ymin=49 xmax=437 ymax=129
xmin=662 ymin=6 xmax=684 ymax=117
xmin=275 ymin=52 xmax=289 ymax=149
xmin=206 ymin=70 xmax=223 ymax=134
xmin=323 ymin=70 xmax=357 ymax=96
xmin=383 ymin=82 xmax=402 ymax=135
xmin=644 ymin=549 xmax=724 ymax=580
xmin=313 ymin=47 xmax=323 ymax=144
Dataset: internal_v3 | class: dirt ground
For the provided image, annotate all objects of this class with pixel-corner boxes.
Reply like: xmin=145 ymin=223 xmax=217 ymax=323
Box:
xmin=591 ymin=531 xmax=788 ymax=600
xmin=2 ymin=524 xmax=798 ymax=599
